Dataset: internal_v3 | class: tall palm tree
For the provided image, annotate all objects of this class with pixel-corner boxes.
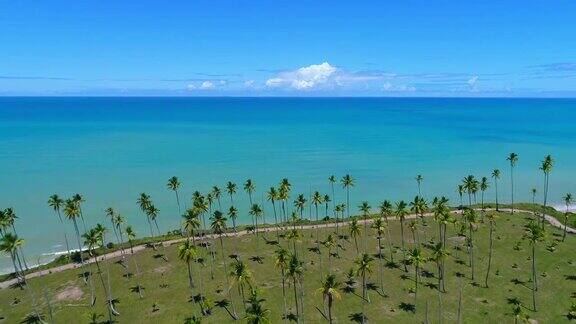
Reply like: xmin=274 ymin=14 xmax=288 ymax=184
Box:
xmin=379 ymin=200 xmax=394 ymax=261
xmin=48 ymin=194 xmax=71 ymax=258
xmin=407 ymin=248 xmax=426 ymax=300
xmin=125 ymin=226 xmax=136 ymax=254
xmin=355 ymin=253 xmax=373 ymax=312
xmin=105 ymin=208 xmax=122 ymax=253
xmin=137 ymin=193 xmax=154 ymax=239
xmin=266 ymin=187 xmax=280 ymax=238
xmin=328 ymin=175 xmax=337 ymax=219
xmin=167 ymin=176 xmax=182 ymax=216
xmin=228 ymin=206 xmax=239 ymax=237
xmin=0 ymin=233 xmax=26 ymax=284
xmin=211 ymin=208 xmax=236 ymax=320
xmin=531 ymin=188 xmax=538 ymax=216
xmin=212 ymin=185 xmax=222 ymax=210
xmin=286 ymin=253 xmax=304 ymax=323
xmin=322 ymin=234 xmax=336 ymax=270
xmin=371 ymin=218 xmax=386 ymax=295
xmin=539 ymin=155 xmax=553 ymax=228
xmin=64 ymin=199 xmax=85 ymax=263
xmin=480 ymin=177 xmax=489 ymax=211
xmin=349 ymin=220 xmax=361 ymax=253
xmin=226 ymin=181 xmax=237 ymax=205
xmin=523 ymin=220 xmax=545 ymax=311
xmin=178 ymin=240 xmax=197 ymax=291
xmin=2 ymin=208 xmax=28 ymax=270
xmin=492 ymin=169 xmax=501 ymax=211
xmin=484 ymin=212 xmax=498 ymax=288
xmin=279 ymin=178 xmax=292 ymax=224
xmin=323 ymin=194 xmax=331 ymax=220
xmin=230 ymin=260 xmax=252 ymax=311
xmin=274 ymin=247 xmax=290 ymax=320
xmin=72 ymin=193 xmax=87 ymax=233
xmin=245 ymin=289 xmax=271 ymax=324
xmin=182 ymin=208 xmax=201 ymax=244
xmin=395 ymin=201 xmax=409 ymax=272
xmin=457 ymin=184 xmax=464 ymax=208
xmin=358 ymin=201 xmax=371 ymax=251
xmin=249 ymin=204 xmax=263 ymax=236
xmin=341 ymin=174 xmax=354 ymax=219
xmin=244 ymin=179 xmax=256 ymax=227
xmin=507 ymin=153 xmax=519 ymax=214
xmin=431 ymin=242 xmax=449 ymax=293
xmin=415 ymin=174 xmax=424 ymax=196
xmin=462 ymin=175 xmax=477 ymax=206
xmin=562 ymin=193 xmax=573 ymax=241
xmin=464 ymin=209 xmax=479 ymax=281
xmin=294 ymin=194 xmax=307 ymax=231
xmin=318 ymin=274 xmax=341 ymax=324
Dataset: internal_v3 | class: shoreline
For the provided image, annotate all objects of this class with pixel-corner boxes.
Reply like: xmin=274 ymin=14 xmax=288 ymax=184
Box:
xmin=1 ymin=205 xmax=574 ymax=289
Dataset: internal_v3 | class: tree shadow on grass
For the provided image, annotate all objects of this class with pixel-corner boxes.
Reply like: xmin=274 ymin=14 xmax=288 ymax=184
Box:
xmin=20 ymin=312 xmax=46 ymax=324
xmin=349 ymin=312 xmax=367 ymax=323
xmin=399 ymin=302 xmax=416 ymax=313
xmin=564 ymin=275 xmax=576 ymax=281
xmin=249 ymin=256 xmax=264 ymax=264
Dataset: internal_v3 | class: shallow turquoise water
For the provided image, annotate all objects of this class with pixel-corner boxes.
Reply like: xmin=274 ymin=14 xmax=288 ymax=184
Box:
xmin=0 ymin=97 xmax=575 ymax=272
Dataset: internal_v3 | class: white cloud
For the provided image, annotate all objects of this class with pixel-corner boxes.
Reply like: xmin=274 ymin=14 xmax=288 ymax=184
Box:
xmin=200 ymin=81 xmax=215 ymax=90
xmin=382 ymin=82 xmax=416 ymax=92
xmin=265 ymin=62 xmax=339 ymax=90
xmin=467 ymin=75 xmax=479 ymax=91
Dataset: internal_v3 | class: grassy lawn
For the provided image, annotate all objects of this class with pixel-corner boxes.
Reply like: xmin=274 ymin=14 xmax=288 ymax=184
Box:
xmin=0 ymin=210 xmax=575 ymax=323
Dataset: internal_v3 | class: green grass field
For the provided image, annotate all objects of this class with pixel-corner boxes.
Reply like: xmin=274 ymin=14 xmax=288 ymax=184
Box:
xmin=1 ymin=209 xmax=575 ymax=323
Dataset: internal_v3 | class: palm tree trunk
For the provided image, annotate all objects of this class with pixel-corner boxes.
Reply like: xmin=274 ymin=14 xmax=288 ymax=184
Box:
xmin=186 ymin=260 xmax=194 ymax=290
xmin=400 ymin=219 xmax=407 ymax=272
xmin=495 ymin=179 xmax=499 ymax=211
xmin=484 ymin=221 xmax=494 ymax=287
xmin=532 ymin=244 xmax=537 ymax=311
xmin=378 ymin=236 xmax=384 ymax=294
xmin=328 ymin=295 xmax=333 ymax=324
xmin=510 ymin=165 xmax=514 ymax=214
xmin=281 ymin=269 xmax=287 ymax=322
xmin=469 ymin=226 xmax=475 ymax=281
xmin=292 ymin=276 xmax=299 ymax=321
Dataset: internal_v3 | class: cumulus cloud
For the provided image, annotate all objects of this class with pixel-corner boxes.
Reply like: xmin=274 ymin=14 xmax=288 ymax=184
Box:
xmin=265 ymin=62 xmax=338 ymax=90
xmin=187 ymin=80 xmax=218 ymax=91
xmin=382 ymin=82 xmax=416 ymax=92
xmin=467 ymin=75 xmax=479 ymax=91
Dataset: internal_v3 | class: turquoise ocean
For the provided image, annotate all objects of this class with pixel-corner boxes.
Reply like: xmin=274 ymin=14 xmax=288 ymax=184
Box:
xmin=0 ymin=97 xmax=575 ymax=273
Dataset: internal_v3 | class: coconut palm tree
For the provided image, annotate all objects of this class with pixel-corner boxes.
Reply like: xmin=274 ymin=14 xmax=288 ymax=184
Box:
xmin=230 ymin=260 xmax=252 ymax=310
xmin=72 ymin=193 xmax=87 ymax=233
xmin=212 ymin=185 xmax=222 ymax=210
xmin=539 ymin=155 xmax=553 ymax=228
xmin=462 ymin=175 xmax=477 ymax=206
xmin=274 ymin=247 xmax=290 ymax=320
xmin=228 ymin=206 xmax=239 ymax=236
xmin=137 ymin=193 xmax=154 ymax=239
xmin=312 ymin=190 xmax=323 ymax=241
xmin=480 ymin=177 xmax=489 ymax=211
xmin=341 ymin=174 xmax=354 ymax=219
xmin=64 ymin=199 xmax=85 ymax=263
xmin=83 ymin=226 xmax=115 ymax=321
xmin=395 ymin=200 xmax=409 ymax=272
xmin=244 ymin=179 xmax=256 ymax=227
xmin=349 ymin=220 xmax=361 ymax=253
xmin=457 ymin=184 xmax=464 ymax=208
xmin=507 ymin=153 xmax=519 ymax=214
xmin=407 ymin=248 xmax=426 ymax=300
xmin=562 ymin=193 xmax=573 ymax=242
xmin=430 ymin=242 xmax=449 ymax=293
xmin=318 ymin=274 xmax=341 ymax=324
xmin=125 ymin=226 xmax=136 ymax=254
xmin=371 ymin=218 xmax=386 ymax=294
xmin=249 ymin=204 xmax=263 ymax=236
xmin=294 ymin=194 xmax=307 ymax=230
xmin=0 ymin=233 xmax=26 ymax=284
xmin=492 ymin=169 xmax=501 ymax=211
xmin=463 ymin=209 xmax=479 ymax=281
xmin=178 ymin=240 xmax=198 ymax=291
xmin=322 ymin=234 xmax=336 ymax=271
xmin=245 ymin=289 xmax=271 ymax=324
xmin=182 ymin=208 xmax=201 ymax=243
xmin=48 ymin=194 xmax=71 ymax=259
xmin=328 ymin=175 xmax=337 ymax=217
xmin=146 ymin=204 xmax=162 ymax=239
xmin=523 ymin=220 xmax=545 ymax=311
xmin=226 ymin=181 xmax=237 ymax=205
xmin=267 ymin=187 xmax=280 ymax=238
xmin=484 ymin=212 xmax=497 ymax=288
xmin=279 ymin=178 xmax=292 ymax=224
xmin=105 ymin=208 xmax=122 ymax=252
xmin=2 ymin=208 xmax=28 ymax=270
xmin=323 ymin=194 xmax=331 ymax=220
xmin=167 ymin=176 xmax=182 ymax=215
xmin=358 ymin=201 xmax=371 ymax=251
xmin=355 ymin=253 xmax=373 ymax=308
xmin=415 ymin=174 xmax=424 ymax=196
xmin=379 ymin=200 xmax=394 ymax=261
xmin=211 ymin=210 xmax=234 ymax=309
xmin=286 ymin=253 xmax=303 ymax=322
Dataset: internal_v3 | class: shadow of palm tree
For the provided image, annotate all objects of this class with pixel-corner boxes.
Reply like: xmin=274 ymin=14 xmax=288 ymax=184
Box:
xmin=399 ymin=302 xmax=415 ymax=313
xmin=20 ymin=312 xmax=45 ymax=324
xmin=249 ymin=256 xmax=264 ymax=264
xmin=349 ymin=312 xmax=367 ymax=323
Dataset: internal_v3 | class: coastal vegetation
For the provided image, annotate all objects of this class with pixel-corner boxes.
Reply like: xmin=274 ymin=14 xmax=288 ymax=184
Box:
xmin=0 ymin=154 xmax=575 ymax=323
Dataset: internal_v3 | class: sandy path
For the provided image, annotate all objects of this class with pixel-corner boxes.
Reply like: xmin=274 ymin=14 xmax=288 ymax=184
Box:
xmin=1 ymin=207 xmax=573 ymax=289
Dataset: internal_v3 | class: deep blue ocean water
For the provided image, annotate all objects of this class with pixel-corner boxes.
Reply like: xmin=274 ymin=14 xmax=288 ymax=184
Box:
xmin=0 ymin=97 xmax=575 ymax=272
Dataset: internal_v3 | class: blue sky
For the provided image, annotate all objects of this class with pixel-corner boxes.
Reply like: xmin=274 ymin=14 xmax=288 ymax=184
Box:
xmin=1 ymin=0 xmax=575 ymax=96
